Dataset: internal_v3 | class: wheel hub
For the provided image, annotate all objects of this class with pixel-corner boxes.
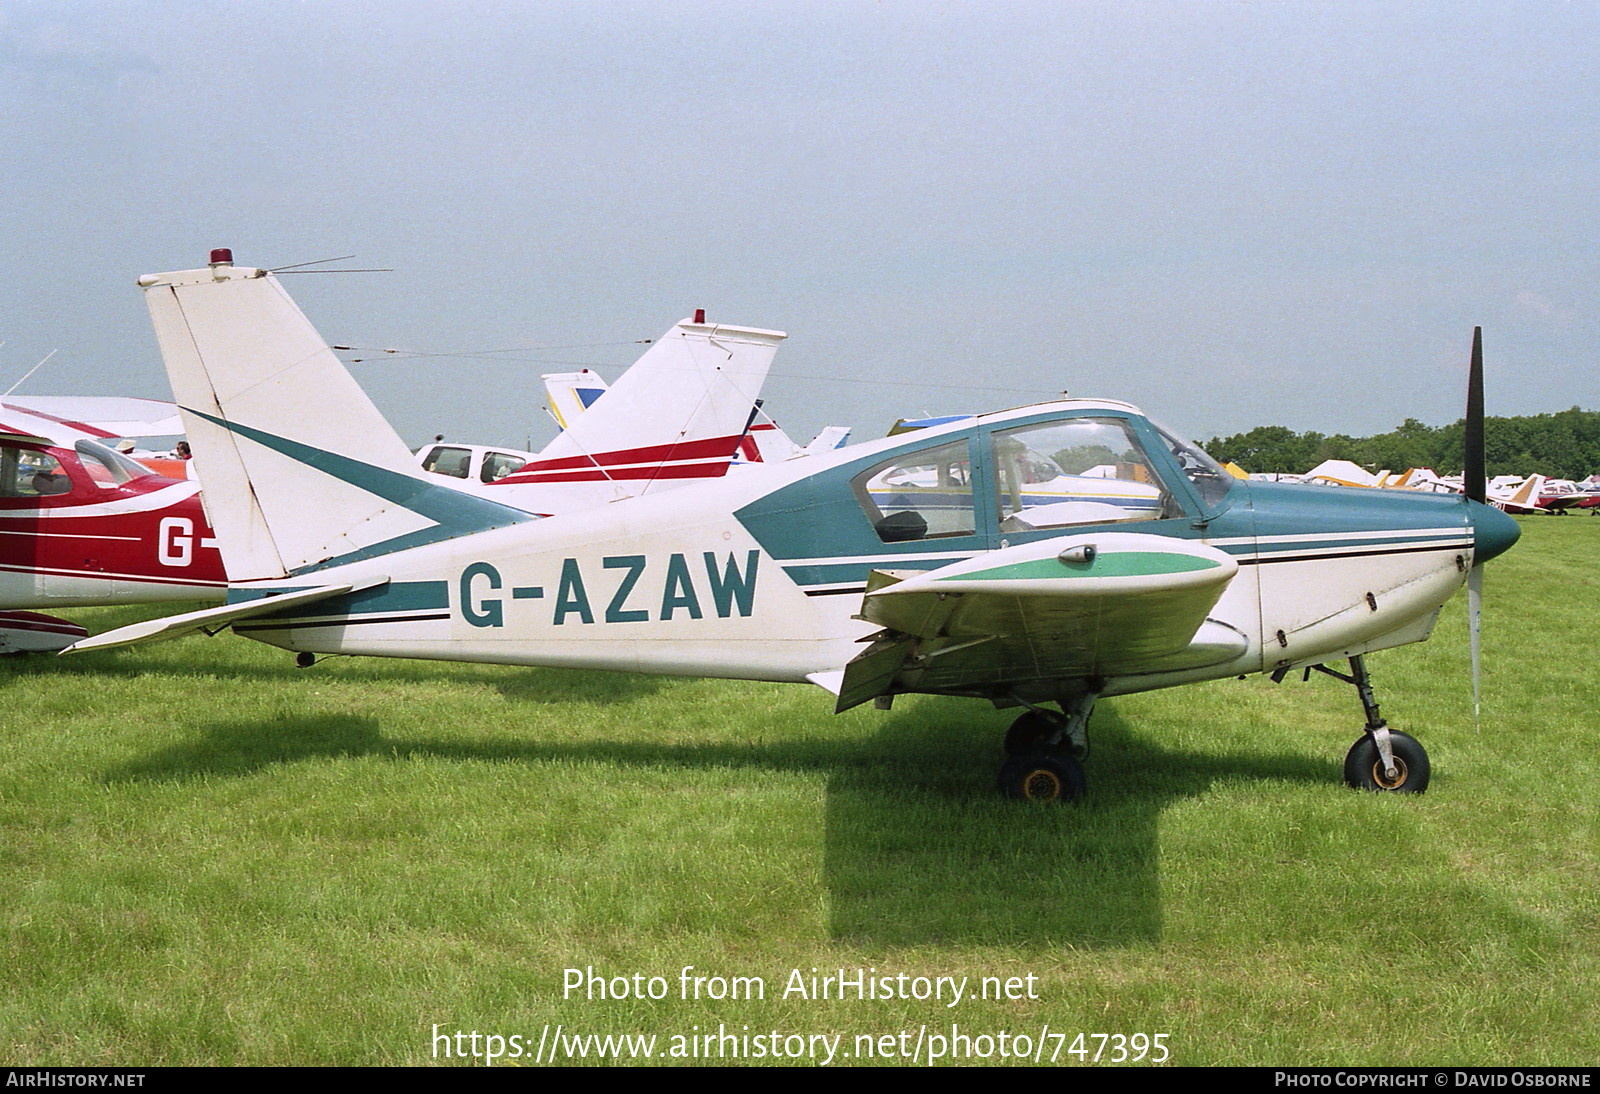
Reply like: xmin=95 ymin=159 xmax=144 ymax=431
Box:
xmin=1371 ymin=757 xmax=1408 ymax=790
xmin=1022 ymin=768 xmax=1063 ymax=800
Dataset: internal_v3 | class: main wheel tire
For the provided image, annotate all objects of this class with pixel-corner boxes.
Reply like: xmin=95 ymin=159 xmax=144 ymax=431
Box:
xmin=1343 ymin=730 xmax=1431 ymax=793
xmin=1004 ymin=710 xmax=1063 ymax=755
xmin=998 ymin=752 xmax=1086 ymax=803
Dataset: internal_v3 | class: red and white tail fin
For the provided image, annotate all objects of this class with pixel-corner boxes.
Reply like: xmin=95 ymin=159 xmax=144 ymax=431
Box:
xmin=492 ymin=316 xmax=785 ymax=506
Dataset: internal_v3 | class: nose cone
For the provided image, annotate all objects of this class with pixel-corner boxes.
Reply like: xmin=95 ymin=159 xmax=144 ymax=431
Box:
xmin=1469 ymin=500 xmax=1520 ymax=564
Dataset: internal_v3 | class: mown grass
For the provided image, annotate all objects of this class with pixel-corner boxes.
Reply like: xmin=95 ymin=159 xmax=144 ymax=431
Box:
xmin=1 ymin=517 xmax=1595 ymax=1066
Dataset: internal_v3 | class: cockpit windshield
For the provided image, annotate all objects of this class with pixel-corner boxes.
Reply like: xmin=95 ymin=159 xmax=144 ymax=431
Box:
xmin=1150 ymin=420 xmax=1234 ymax=510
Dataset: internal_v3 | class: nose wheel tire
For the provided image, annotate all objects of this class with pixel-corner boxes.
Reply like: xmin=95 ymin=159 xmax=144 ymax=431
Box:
xmin=1343 ymin=730 xmax=1431 ymax=793
xmin=998 ymin=752 xmax=1086 ymax=803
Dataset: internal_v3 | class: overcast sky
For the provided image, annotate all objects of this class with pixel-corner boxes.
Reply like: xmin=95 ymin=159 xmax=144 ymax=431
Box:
xmin=2 ymin=1 xmax=1596 ymax=451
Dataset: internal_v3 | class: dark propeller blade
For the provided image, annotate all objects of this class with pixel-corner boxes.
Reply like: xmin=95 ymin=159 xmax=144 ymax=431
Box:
xmin=1465 ymin=326 xmax=1485 ymax=503
xmin=1465 ymin=326 xmax=1486 ymax=722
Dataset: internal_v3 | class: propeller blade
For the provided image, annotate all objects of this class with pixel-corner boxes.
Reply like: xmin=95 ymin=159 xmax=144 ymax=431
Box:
xmin=1465 ymin=327 xmax=1485 ymax=728
xmin=1465 ymin=326 xmax=1485 ymax=503
xmin=1468 ymin=563 xmax=1482 ymax=727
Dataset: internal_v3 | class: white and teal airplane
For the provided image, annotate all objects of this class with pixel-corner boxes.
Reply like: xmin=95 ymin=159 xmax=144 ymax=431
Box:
xmin=69 ymin=254 xmax=1521 ymax=802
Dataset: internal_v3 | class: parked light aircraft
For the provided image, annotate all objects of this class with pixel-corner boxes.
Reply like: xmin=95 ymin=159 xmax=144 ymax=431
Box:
xmin=1483 ymin=474 xmax=1546 ymax=515
xmin=0 ymin=399 xmax=225 ymax=652
xmin=414 ymin=440 xmax=537 ymax=489
xmin=1537 ymin=479 xmax=1600 ymax=513
xmin=415 ymin=334 xmax=849 ymax=502
xmin=1306 ymin=461 xmax=1549 ymax=516
xmin=542 ymin=364 xmax=851 ymax=468
xmin=70 ymin=255 xmax=1522 ymax=802
xmin=413 ymin=308 xmax=786 ymax=511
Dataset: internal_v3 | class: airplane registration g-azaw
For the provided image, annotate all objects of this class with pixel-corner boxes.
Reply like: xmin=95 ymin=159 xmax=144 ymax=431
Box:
xmin=70 ymin=253 xmax=1522 ymax=802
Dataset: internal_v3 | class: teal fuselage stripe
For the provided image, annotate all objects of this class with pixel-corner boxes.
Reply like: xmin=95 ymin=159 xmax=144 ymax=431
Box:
xmin=184 ymin=408 xmax=534 ymax=574
xmin=227 ymin=581 xmax=451 ymax=618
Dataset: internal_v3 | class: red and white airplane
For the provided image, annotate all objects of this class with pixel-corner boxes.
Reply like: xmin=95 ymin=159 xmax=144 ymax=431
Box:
xmin=0 ymin=399 xmax=225 ymax=651
xmin=414 ymin=316 xmax=850 ymax=503
xmin=412 ymin=309 xmax=787 ymax=509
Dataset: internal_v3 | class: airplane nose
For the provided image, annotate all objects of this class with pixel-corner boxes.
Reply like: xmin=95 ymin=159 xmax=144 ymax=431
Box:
xmin=1468 ymin=500 xmax=1520 ymax=564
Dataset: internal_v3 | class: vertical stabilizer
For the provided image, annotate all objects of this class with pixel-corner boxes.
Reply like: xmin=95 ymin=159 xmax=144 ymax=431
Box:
xmin=542 ymin=369 xmax=610 ymax=431
xmin=1502 ymin=473 xmax=1545 ymax=512
xmin=500 ymin=317 xmax=785 ymax=497
xmin=140 ymin=255 xmax=530 ymax=581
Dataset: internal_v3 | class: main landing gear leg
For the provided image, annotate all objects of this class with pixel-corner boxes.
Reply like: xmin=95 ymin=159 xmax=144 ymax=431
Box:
xmin=996 ymin=692 xmax=1097 ymax=803
xmin=1308 ymin=655 xmax=1431 ymax=793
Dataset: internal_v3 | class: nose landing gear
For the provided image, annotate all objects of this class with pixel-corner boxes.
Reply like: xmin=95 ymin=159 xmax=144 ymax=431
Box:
xmin=1301 ymin=654 xmax=1432 ymax=794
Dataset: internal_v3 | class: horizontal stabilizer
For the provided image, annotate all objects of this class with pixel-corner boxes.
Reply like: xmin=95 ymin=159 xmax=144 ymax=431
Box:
xmin=0 ymin=611 xmax=89 ymax=654
xmin=61 ymin=578 xmax=388 ymax=655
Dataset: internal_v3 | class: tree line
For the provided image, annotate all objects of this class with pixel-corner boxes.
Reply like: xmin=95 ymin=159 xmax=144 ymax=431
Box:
xmin=1200 ymin=407 xmax=1600 ymax=481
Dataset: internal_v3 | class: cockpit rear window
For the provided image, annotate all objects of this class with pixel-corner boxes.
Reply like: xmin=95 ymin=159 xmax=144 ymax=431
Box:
xmin=76 ymin=440 xmax=149 ymax=487
xmin=421 ymin=446 xmax=473 ymax=479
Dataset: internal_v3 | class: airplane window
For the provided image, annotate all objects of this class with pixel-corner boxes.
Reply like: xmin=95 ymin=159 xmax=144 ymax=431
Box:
xmin=421 ymin=446 xmax=473 ymax=479
xmin=1150 ymin=421 xmax=1234 ymax=510
xmin=854 ymin=439 xmax=976 ymax=542
xmin=75 ymin=440 xmax=149 ymax=487
xmin=0 ymin=446 xmax=70 ymax=498
xmin=480 ymin=452 xmax=527 ymax=483
xmin=990 ymin=418 xmax=1173 ymax=531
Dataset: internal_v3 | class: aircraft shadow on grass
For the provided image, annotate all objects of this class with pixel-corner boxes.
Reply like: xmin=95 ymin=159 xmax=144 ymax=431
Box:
xmin=101 ymin=701 xmax=1331 ymax=948
xmin=1 ymin=646 xmax=669 ymax=704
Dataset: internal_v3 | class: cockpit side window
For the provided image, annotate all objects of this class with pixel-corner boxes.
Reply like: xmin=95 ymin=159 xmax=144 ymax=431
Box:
xmin=990 ymin=418 xmax=1176 ymax=532
xmin=480 ymin=452 xmax=527 ymax=483
xmin=421 ymin=445 xmax=473 ymax=479
xmin=853 ymin=438 xmax=976 ymax=542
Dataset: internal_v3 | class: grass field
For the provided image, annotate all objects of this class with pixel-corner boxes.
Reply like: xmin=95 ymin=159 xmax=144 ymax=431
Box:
xmin=2 ymin=516 xmax=1595 ymax=1066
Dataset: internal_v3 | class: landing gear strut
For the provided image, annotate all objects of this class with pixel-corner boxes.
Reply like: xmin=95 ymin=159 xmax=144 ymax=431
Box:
xmin=1305 ymin=655 xmax=1431 ymax=793
xmin=996 ymin=693 xmax=1096 ymax=803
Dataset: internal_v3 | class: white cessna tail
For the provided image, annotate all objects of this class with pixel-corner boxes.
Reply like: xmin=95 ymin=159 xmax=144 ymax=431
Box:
xmin=543 ymin=365 xmax=851 ymax=473
xmin=138 ymin=249 xmax=534 ymax=582
xmin=415 ymin=317 xmax=787 ymax=508
xmin=488 ymin=310 xmax=786 ymax=510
